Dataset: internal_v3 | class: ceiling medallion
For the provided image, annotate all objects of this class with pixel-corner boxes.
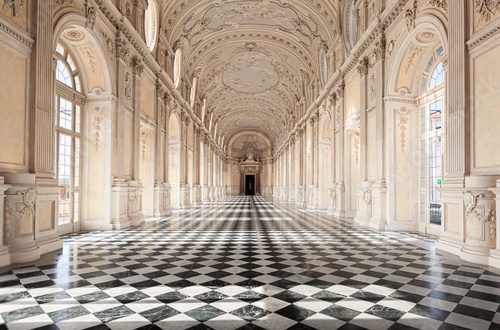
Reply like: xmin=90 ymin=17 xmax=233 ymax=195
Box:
xmin=64 ymin=29 xmax=85 ymax=42
xmin=415 ymin=31 xmax=437 ymax=43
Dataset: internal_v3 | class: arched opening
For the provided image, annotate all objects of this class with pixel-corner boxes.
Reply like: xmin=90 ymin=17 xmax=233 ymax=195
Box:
xmin=54 ymin=42 xmax=84 ymax=234
xmin=385 ymin=20 xmax=447 ymax=233
xmin=54 ymin=22 xmax=113 ymax=233
xmin=168 ymin=113 xmax=181 ymax=208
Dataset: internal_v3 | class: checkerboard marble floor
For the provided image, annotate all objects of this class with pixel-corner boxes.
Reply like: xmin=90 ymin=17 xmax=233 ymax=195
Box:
xmin=1 ymin=196 xmax=500 ymax=329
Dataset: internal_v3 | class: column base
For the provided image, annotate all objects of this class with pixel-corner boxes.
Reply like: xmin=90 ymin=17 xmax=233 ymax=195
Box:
xmin=127 ymin=180 xmax=144 ymax=227
xmin=489 ymin=250 xmax=500 ymax=269
xmin=0 ymin=246 xmax=10 ymax=268
xmin=354 ymin=182 xmax=372 ymax=227
xmin=435 ymin=235 xmax=463 ymax=257
xmin=192 ymin=185 xmax=202 ymax=206
xmin=369 ymin=180 xmax=387 ymax=231
xmin=10 ymin=242 xmax=40 ymax=265
xmin=111 ymin=178 xmax=130 ymax=229
xmin=153 ymin=183 xmax=172 ymax=217
xmin=180 ymin=185 xmax=191 ymax=208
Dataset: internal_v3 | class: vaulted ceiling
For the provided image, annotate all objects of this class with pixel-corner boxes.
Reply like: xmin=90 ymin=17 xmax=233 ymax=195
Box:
xmin=161 ymin=0 xmax=340 ymax=152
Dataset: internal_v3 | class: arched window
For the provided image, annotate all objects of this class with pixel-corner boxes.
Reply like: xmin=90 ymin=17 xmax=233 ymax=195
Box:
xmin=429 ymin=62 xmax=444 ymax=90
xmin=418 ymin=48 xmax=446 ymax=228
xmin=54 ymin=42 xmax=83 ymax=231
xmin=144 ymin=0 xmax=158 ymax=51
xmin=173 ymin=48 xmax=182 ymax=88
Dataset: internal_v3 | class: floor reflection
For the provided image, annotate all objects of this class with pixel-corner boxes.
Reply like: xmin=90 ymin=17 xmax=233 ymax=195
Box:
xmin=0 ymin=196 xmax=499 ymax=329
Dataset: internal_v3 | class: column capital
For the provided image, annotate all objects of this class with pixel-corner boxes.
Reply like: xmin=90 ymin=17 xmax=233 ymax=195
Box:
xmin=356 ymin=57 xmax=369 ymax=76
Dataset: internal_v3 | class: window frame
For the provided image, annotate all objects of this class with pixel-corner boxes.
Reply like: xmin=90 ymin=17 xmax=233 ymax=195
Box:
xmin=54 ymin=42 xmax=85 ymax=232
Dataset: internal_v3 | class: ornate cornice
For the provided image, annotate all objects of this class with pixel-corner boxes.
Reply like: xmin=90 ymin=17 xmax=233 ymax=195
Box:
xmin=383 ymin=96 xmax=418 ymax=105
xmin=0 ymin=15 xmax=34 ymax=48
xmin=467 ymin=20 xmax=500 ymax=51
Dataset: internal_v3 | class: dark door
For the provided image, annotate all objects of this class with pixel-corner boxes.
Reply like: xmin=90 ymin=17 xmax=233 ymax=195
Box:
xmin=245 ymin=175 xmax=255 ymax=195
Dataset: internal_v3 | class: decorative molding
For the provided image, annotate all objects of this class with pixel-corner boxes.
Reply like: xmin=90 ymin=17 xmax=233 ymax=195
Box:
xmin=0 ymin=15 xmax=34 ymax=48
xmin=369 ymin=73 xmax=376 ymax=102
xmin=467 ymin=20 xmax=500 ymax=50
xmin=132 ymin=57 xmax=144 ymax=75
xmin=362 ymin=189 xmax=372 ymax=206
xmin=353 ymin=134 xmax=360 ymax=164
xmin=5 ymin=188 xmax=37 ymax=238
xmin=3 ymin=0 xmax=25 ymax=17
xmin=124 ymin=72 xmax=132 ymax=103
xmin=398 ymin=110 xmax=409 ymax=153
xmin=429 ymin=0 xmax=447 ymax=11
xmin=464 ymin=191 xmax=496 ymax=239
xmin=53 ymin=0 xmax=74 ymax=6
xmin=84 ymin=1 xmax=97 ymax=30
xmin=475 ymin=0 xmax=500 ymax=24
xmin=356 ymin=57 xmax=369 ymax=75
xmin=93 ymin=107 xmax=104 ymax=151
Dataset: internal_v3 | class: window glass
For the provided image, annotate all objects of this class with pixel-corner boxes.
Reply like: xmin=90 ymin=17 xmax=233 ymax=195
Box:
xmin=56 ymin=60 xmax=73 ymax=88
xmin=429 ymin=62 xmax=444 ymax=90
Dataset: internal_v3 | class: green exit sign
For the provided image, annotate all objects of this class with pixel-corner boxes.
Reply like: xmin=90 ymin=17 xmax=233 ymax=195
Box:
xmin=437 ymin=178 xmax=442 ymax=185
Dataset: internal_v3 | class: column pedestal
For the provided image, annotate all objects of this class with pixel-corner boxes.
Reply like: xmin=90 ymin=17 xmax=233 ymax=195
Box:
xmin=370 ymin=180 xmax=387 ymax=231
xmin=307 ymin=185 xmax=316 ymax=209
xmin=354 ymin=181 xmax=372 ymax=227
xmin=111 ymin=178 xmax=130 ymax=229
xmin=461 ymin=176 xmax=497 ymax=265
xmin=153 ymin=183 xmax=172 ymax=217
xmin=489 ymin=180 xmax=500 ymax=267
xmin=192 ymin=185 xmax=202 ymax=206
xmin=333 ymin=181 xmax=346 ymax=218
xmin=201 ymin=185 xmax=209 ymax=202
xmin=180 ymin=184 xmax=191 ymax=208
xmin=0 ymin=176 xmax=11 ymax=267
xmin=127 ymin=180 xmax=144 ymax=227
xmin=327 ymin=184 xmax=336 ymax=215
xmin=3 ymin=173 xmax=63 ymax=264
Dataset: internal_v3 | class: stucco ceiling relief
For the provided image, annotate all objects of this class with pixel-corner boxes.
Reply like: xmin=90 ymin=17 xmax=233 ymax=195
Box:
xmin=181 ymin=1 xmax=324 ymax=47
xmin=222 ymin=49 xmax=279 ymax=93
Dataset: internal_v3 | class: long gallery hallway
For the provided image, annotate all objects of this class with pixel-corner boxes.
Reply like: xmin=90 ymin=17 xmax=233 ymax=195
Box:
xmin=0 ymin=197 xmax=499 ymax=329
